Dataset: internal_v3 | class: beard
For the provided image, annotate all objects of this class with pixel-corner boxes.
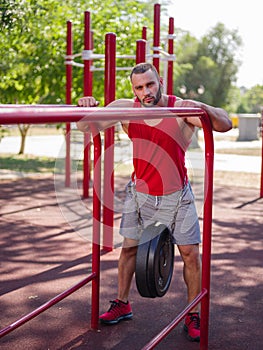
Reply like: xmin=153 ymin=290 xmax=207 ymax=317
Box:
xmin=137 ymin=86 xmax=162 ymax=108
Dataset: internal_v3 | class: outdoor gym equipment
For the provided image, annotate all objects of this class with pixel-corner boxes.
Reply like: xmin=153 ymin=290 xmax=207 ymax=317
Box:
xmin=0 ymin=104 xmax=214 ymax=350
xmin=64 ymin=4 xmax=176 ymax=252
xmin=64 ymin=4 xmax=176 ymax=200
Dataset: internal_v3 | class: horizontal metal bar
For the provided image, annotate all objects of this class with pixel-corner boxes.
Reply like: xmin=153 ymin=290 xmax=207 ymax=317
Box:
xmin=0 ymin=106 xmax=206 ymax=124
xmin=141 ymin=289 xmax=208 ymax=350
xmin=0 ymin=273 xmax=96 ymax=338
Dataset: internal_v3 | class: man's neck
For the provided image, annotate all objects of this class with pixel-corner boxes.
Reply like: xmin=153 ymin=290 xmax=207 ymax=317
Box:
xmin=156 ymin=94 xmax=168 ymax=107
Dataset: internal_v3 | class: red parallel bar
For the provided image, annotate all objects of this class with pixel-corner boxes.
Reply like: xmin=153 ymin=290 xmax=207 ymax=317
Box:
xmin=90 ymin=131 xmax=102 ymax=330
xmin=200 ymin=112 xmax=214 ymax=350
xmin=83 ymin=11 xmax=93 ymax=199
xmin=141 ymin=289 xmax=208 ymax=350
xmin=0 ymin=104 xmax=70 ymax=107
xmin=65 ymin=20 xmax=73 ymax=188
xmin=0 ymin=106 xmax=207 ymax=124
xmin=0 ymin=274 xmax=96 ymax=338
xmin=260 ymin=110 xmax=263 ymax=198
xmin=167 ymin=17 xmax=174 ymax=95
xmin=153 ymin=3 xmax=160 ymax=72
xmin=141 ymin=111 xmax=214 ymax=350
xmin=103 ymin=33 xmax=116 ymax=252
xmin=136 ymin=39 xmax=146 ymax=64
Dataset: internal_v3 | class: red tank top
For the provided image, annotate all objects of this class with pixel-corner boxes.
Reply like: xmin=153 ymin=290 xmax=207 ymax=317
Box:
xmin=128 ymin=95 xmax=190 ymax=195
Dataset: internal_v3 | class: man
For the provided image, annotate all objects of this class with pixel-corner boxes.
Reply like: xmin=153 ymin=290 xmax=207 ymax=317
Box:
xmin=77 ymin=62 xmax=232 ymax=342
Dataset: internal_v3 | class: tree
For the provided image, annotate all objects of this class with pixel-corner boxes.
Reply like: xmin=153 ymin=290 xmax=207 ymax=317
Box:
xmin=0 ymin=0 xmax=154 ymax=153
xmin=174 ymin=23 xmax=242 ymax=107
xmin=237 ymin=85 xmax=263 ymax=114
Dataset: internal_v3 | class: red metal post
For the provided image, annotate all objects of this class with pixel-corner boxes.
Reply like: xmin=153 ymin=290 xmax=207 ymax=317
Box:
xmin=136 ymin=39 xmax=146 ymax=64
xmin=142 ymin=26 xmax=147 ymax=41
xmin=141 ymin=111 xmax=214 ymax=350
xmin=200 ymin=113 xmax=214 ymax=350
xmin=153 ymin=3 xmax=161 ymax=72
xmin=260 ymin=110 xmax=263 ymax=198
xmin=65 ymin=20 xmax=73 ymax=187
xmin=91 ymin=131 xmax=102 ymax=329
xmin=83 ymin=11 xmax=93 ymax=198
xmin=103 ymin=33 xmax=116 ymax=251
xmin=167 ymin=17 xmax=174 ymax=95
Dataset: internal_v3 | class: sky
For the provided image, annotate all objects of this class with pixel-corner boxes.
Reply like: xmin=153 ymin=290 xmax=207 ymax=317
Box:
xmin=166 ymin=0 xmax=262 ymax=88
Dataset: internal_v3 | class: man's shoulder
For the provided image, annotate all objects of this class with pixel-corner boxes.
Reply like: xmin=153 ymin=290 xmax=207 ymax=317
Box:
xmin=108 ymin=98 xmax=134 ymax=107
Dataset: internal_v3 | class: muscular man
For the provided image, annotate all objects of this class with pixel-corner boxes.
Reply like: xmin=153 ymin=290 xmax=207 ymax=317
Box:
xmin=77 ymin=62 xmax=232 ymax=342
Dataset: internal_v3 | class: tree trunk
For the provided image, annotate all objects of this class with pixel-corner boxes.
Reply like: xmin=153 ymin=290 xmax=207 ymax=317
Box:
xmin=18 ymin=124 xmax=31 ymax=154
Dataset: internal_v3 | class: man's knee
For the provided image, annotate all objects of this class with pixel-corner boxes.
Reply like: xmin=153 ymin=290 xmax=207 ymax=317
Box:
xmin=178 ymin=244 xmax=201 ymax=266
xmin=120 ymin=238 xmax=139 ymax=259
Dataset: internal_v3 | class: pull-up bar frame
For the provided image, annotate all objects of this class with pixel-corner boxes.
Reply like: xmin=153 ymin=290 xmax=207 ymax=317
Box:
xmin=0 ymin=105 xmax=213 ymax=350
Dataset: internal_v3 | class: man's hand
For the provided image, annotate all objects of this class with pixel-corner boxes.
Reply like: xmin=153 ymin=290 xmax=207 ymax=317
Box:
xmin=174 ymin=99 xmax=200 ymax=108
xmin=78 ymin=96 xmax=99 ymax=107
xmin=174 ymin=98 xmax=232 ymax=132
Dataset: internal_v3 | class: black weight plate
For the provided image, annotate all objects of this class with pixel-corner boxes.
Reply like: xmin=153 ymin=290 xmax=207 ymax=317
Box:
xmin=147 ymin=228 xmax=174 ymax=297
xmin=135 ymin=228 xmax=153 ymax=297
xmin=135 ymin=222 xmax=174 ymax=298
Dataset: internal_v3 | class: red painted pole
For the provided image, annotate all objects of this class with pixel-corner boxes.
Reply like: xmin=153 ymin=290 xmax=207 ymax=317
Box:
xmin=65 ymin=21 xmax=72 ymax=187
xmin=83 ymin=11 xmax=93 ymax=198
xmin=103 ymin=33 xmax=116 ymax=251
xmin=142 ymin=26 xmax=147 ymax=41
xmin=167 ymin=17 xmax=174 ymax=95
xmin=0 ymin=274 xmax=96 ymax=338
xmin=91 ymin=131 xmax=102 ymax=329
xmin=200 ymin=113 xmax=214 ymax=350
xmin=260 ymin=109 xmax=263 ymax=198
xmin=153 ymin=3 xmax=161 ymax=72
xmin=0 ymin=106 xmax=207 ymax=124
xmin=136 ymin=39 xmax=146 ymax=64
xmin=83 ymin=11 xmax=100 ymax=330
xmin=141 ymin=290 xmax=207 ymax=349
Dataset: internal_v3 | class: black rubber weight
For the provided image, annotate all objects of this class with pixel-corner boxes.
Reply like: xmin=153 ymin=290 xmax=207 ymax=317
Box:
xmin=135 ymin=222 xmax=174 ymax=298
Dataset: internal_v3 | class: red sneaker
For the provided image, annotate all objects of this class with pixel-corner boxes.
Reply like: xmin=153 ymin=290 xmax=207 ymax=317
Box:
xmin=184 ymin=312 xmax=200 ymax=342
xmin=99 ymin=299 xmax=133 ymax=325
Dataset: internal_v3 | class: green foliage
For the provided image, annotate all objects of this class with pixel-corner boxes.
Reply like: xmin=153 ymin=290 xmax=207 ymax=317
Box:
xmin=0 ymin=0 xmax=152 ymax=105
xmin=174 ymin=23 xmax=243 ymax=108
xmin=237 ymin=85 xmax=263 ymax=113
xmin=225 ymin=86 xmax=243 ymax=114
xmin=0 ymin=0 xmax=262 ymax=115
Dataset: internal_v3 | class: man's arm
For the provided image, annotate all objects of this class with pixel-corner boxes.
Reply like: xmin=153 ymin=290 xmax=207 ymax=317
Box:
xmin=76 ymin=97 xmax=133 ymax=133
xmin=174 ymin=99 xmax=232 ymax=132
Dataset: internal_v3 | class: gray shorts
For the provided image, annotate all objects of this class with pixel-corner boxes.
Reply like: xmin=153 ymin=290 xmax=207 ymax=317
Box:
xmin=119 ymin=181 xmax=201 ymax=245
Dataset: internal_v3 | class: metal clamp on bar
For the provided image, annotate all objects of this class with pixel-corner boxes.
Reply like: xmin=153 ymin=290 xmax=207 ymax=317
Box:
xmin=64 ymin=61 xmax=84 ymax=67
xmin=167 ymin=33 xmax=176 ymax=39
xmin=152 ymin=45 xmax=162 ymax=51
xmin=82 ymin=50 xmax=105 ymax=60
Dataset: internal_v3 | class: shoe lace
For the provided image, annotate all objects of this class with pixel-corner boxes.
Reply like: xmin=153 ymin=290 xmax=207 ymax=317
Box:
xmin=190 ymin=314 xmax=200 ymax=329
xmin=107 ymin=300 xmax=122 ymax=317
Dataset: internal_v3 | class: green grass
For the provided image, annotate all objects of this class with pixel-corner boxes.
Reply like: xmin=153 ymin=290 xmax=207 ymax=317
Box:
xmin=0 ymin=154 xmax=57 ymax=173
xmin=0 ymin=154 xmax=83 ymax=174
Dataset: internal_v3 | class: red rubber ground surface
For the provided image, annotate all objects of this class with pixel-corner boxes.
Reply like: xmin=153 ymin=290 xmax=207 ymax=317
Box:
xmin=0 ymin=175 xmax=262 ymax=350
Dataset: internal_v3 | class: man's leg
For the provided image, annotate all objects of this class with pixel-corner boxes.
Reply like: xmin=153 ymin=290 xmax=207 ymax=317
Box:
xmin=177 ymin=243 xmax=201 ymax=309
xmin=118 ymin=237 xmax=138 ymax=302
xmin=99 ymin=237 xmax=138 ymax=324
xmin=178 ymin=243 xmax=201 ymax=342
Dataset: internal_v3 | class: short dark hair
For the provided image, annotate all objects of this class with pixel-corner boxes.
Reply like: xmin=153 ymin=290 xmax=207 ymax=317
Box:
xmin=130 ymin=62 xmax=159 ymax=81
